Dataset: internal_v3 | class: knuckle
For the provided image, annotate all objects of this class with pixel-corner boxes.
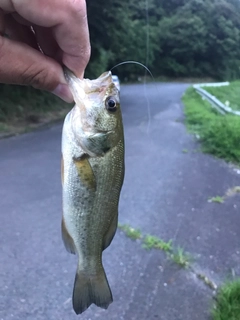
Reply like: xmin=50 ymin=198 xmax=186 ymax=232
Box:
xmin=66 ymin=0 xmax=86 ymax=16
xmin=80 ymin=45 xmax=91 ymax=64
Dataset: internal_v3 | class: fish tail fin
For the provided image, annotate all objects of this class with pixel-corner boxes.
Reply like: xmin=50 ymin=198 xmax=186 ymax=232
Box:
xmin=72 ymin=264 xmax=113 ymax=315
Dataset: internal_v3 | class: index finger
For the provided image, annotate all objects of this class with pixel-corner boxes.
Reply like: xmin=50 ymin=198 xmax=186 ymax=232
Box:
xmin=52 ymin=0 xmax=91 ymax=78
xmin=1 ymin=0 xmax=91 ymax=78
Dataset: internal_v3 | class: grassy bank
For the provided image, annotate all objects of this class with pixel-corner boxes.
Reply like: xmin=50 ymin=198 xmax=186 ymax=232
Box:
xmin=182 ymin=87 xmax=240 ymax=165
xmin=211 ymin=279 xmax=240 ymax=320
xmin=0 ymin=84 xmax=73 ymax=136
xmin=203 ymin=81 xmax=240 ymax=111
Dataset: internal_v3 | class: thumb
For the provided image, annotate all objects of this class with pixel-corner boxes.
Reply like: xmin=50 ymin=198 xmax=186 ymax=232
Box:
xmin=0 ymin=36 xmax=73 ymax=102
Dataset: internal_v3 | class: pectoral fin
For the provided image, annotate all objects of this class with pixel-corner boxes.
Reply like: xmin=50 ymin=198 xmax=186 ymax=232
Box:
xmin=73 ymin=156 xmax=96 ymax=191
xmin=102 ymin=214 xmax=118 ymax=251
xmin=61 ymin=217 xmax=76 ymax=254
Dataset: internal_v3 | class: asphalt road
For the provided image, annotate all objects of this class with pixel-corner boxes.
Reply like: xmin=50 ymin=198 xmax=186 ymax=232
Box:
xmin=1 ymin=83 xmax=240 ymax=320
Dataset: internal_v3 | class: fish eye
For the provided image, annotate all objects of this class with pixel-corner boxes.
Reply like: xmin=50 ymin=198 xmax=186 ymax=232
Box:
xmin=105 ymin=97 xmax=117 ymax=112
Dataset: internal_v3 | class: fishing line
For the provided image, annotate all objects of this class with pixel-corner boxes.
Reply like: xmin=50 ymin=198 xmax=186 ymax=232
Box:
xmin=144 ymin=0 xmax=151 ymax=133
xmin=145 ymin=0 xmax=150 ymax=76
xmin=110 ymin=61 xmax=154 ymax=80
xmin=143 ymin=74 xmax=151 ymax=134
xmin=110 ymin=0 xmax=153 ymax=133
xmin=111 ymin=4 xmax=185 ymax=265
xmin=111 ymin=60 xmax=153 ymax=134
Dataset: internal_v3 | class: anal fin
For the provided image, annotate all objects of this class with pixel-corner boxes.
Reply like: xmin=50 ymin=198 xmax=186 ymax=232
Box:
xmin=61 ymin=217 xmax=76 ymax=254
xmin=102 ymin=214 xmax=118 ymax=251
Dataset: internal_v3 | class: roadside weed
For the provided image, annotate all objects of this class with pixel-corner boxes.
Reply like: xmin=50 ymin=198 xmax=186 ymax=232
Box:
xmin=211 ymin=279 xmax=240 ymax=320
xmin=182 ymin=87 xmax=240 ymax=165
xmin=208 ymin=196 xmax=224 ymax=204
xmin=118 ymin=224 xmax=142 ymax=240
xmin=204 ymin=81 xmax=240 ymax=111
xmin=143 ymin=235 xmax=173 ymax=252
xmin=169 ymin=247 xmax=192 ymax=268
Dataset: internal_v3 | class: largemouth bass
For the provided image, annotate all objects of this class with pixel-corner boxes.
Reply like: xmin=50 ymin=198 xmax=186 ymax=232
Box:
xmin=61 ymin=69 xmax=125 ymax=315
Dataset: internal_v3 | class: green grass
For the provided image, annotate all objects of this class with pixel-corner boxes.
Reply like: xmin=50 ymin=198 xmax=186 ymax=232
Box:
xmin=142 ymin=235 xmax=173 ymax=252
xmin=208 ymin=196 xmax=225 ymax=204
xmin=0 ymin=84 xmax=73 ymax=133
xmin=182 ymin=87 xmax=240 ymax=165
xmin=118 ymin=224 xmax=142 ymax=240
xmin=169 ymin=247 xmax=192 ymax=268
xmin=0 ymin=84 xmax=70 ymax=120
xmin=211 ymin=279 xmax=240 ymax=320
xmin=203 ymin=82 xmax=240 ymax=111
xmin=0 ymin=123 xmax=9 ymax=132
xmin=118 ymin=223 xmax=195 ymax=269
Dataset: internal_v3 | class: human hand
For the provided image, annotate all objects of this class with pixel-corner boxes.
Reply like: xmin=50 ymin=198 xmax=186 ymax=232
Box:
xmin=0 ymin=0 xmax=91 ymax=102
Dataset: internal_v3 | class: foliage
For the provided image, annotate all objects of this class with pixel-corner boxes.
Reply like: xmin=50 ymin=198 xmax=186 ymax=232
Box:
xmin=86 ymin=0 xmax=158 ymax=79
xmin=118 ymin=223 xmax=142 ymax=240
xmin=3 ymin=0 xmax=240 ymax=126
xmin=0 ymin=84 xmax=70 ymax=122
xmin=142 ymin=235 xmax=173 ymax=251
xmin=211 ymin=279 xmax=240 ymax=320
xmin=119 ymin=223 xmax=194 ymax=269
xmin=183 ymin=87 xmax=240 ymax=165
xmin=208 ymin=196 xmax=225 ymax=204
xmin=169 ymin=247 xmax=192 ymax=268
xmin=85 ymin=0 xmax=240 ymax=80
xmin=203 ymin=82 xmax=240 ymax=111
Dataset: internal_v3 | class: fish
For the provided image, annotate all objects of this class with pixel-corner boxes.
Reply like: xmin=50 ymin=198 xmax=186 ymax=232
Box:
xmin=61 ymin=68 xmax=125 ymax=315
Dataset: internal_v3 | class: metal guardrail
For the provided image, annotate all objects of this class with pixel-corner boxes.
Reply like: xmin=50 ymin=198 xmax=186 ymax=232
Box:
xmin=193 ymin=82 xmax=240 ymax=116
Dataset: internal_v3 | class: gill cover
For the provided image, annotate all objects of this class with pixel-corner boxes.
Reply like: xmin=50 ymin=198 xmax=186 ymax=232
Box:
xmin=63 ymin=67 xmax=120 ymax=157
xmin=64 ymin=67 xmax=113 ymax=105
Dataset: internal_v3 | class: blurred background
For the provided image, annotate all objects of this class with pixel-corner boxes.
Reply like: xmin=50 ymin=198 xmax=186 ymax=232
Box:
xmin=86 ymin=0 xmax=240 ymax=81
xmin=1 ymin=0 xmax=240 ymax=135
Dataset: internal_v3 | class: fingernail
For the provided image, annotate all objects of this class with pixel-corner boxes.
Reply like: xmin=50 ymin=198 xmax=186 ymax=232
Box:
xmin=52 ymin=84 xmax=73 ymax=103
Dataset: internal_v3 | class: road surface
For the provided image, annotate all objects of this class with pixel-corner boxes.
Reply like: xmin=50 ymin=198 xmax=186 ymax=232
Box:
xmin=0 ymin=83 xmax=240 ymax=320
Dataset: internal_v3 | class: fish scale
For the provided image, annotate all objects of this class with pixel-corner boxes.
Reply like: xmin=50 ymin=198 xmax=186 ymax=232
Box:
xmin=61 ymin=68 xmax=124 ymax=315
